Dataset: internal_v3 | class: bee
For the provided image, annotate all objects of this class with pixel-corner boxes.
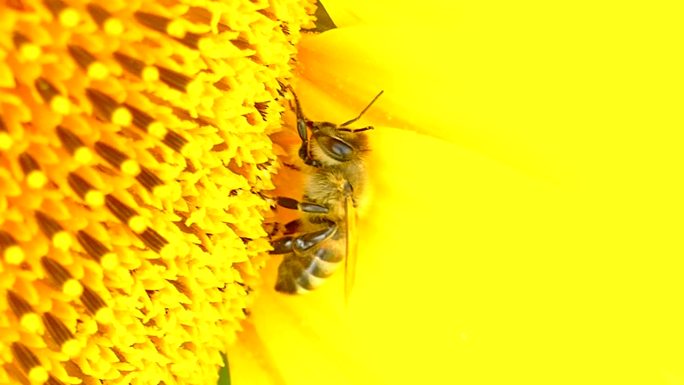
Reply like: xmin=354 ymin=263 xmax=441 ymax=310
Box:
xmin=270 ymin=86 xmax=383 ymax=296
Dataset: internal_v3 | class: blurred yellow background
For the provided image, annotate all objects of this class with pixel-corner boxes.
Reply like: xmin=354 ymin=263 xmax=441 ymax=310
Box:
xmin=230 ymin=1 xmax=684 ymax=384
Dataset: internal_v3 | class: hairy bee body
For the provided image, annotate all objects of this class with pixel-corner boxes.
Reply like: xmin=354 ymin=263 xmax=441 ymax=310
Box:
xmin=270 ymin=88 xmax=380 ymax=295
xmin=276 ymin=150 xmax=366 ymax=293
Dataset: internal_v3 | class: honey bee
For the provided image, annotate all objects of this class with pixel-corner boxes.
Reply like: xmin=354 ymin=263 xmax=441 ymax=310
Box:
xmin=270 ymin=86 xmax=383 ymax=295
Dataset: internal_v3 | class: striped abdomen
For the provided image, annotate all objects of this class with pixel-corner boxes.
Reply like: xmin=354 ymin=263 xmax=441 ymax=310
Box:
xmin=275 ymin=237 xmax=345 ymax=294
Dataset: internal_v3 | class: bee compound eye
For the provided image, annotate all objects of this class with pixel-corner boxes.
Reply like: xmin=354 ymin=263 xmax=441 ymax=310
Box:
xmin=316 ymin=135 xmax=353 ymax=161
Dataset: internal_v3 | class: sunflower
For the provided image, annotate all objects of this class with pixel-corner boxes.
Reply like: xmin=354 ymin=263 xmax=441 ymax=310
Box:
xmin=0 ymin=0 xmax=315 ymax=383
xmin=2 ymin=1 xmax=683 ymax=385
xmin=230 ymin=1 xmax=684 ymax=384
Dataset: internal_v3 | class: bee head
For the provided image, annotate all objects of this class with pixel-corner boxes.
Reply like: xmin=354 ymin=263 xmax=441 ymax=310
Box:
xmin=287 ymin=87 xmax=382 ymax=167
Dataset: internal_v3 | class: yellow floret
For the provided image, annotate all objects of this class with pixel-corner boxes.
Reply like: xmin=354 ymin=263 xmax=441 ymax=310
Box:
xmin=4 ymin=245 xmax=24 ymax=264
xmin=61 ymin=339 xmax=82 ymax=358
xmin=26 ymin=171 xmax=47 ymax=189
xmin=63 ymin=279 xmax=84 ymax=297
xmin=19 ymin=313 xmax=42 ymax=334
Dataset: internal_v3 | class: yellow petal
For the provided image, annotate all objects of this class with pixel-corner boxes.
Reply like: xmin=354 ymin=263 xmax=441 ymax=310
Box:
xmin=297 ymin=5 xmax=684 ymax=180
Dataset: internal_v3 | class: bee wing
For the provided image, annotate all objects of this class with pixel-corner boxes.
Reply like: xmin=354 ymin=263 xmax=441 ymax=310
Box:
xmin=344 ymin=195 xmax=358 ymax=301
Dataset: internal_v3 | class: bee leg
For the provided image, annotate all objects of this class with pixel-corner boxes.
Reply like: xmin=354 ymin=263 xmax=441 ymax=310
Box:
xmin=283 ymin=219 xmax=302 ymax=234
xmin=270 ymin=220 xmax=337 ymax=255
xmin=270 ymin=236 xmax=295 ymax=254
xmin=267 ymin=218 xmax=302 ymax=237
xmin=275 ymin=197 xmax=329 ymax=214
xmin=269 ymin=197 xmax=328 ymax=254
xmin=268 ymin=218 xmax=303 ymax=253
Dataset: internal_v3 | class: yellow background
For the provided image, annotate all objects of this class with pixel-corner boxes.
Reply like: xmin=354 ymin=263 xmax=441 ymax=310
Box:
xmin=231 ymin=1 xmax=684 ymax=384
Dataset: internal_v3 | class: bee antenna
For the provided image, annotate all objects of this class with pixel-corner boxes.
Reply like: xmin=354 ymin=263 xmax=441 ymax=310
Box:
xmin=286 ymin=85 xmax=304 ymax=118
xmin=287 ymin=85 xmax=310 ymax=143
xmin=340 ymin=90 xmax=384 ymax=127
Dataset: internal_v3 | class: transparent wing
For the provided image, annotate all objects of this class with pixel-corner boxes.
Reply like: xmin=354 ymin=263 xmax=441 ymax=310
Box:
xmin=344 ymin=195 xmax=358 ymax=301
